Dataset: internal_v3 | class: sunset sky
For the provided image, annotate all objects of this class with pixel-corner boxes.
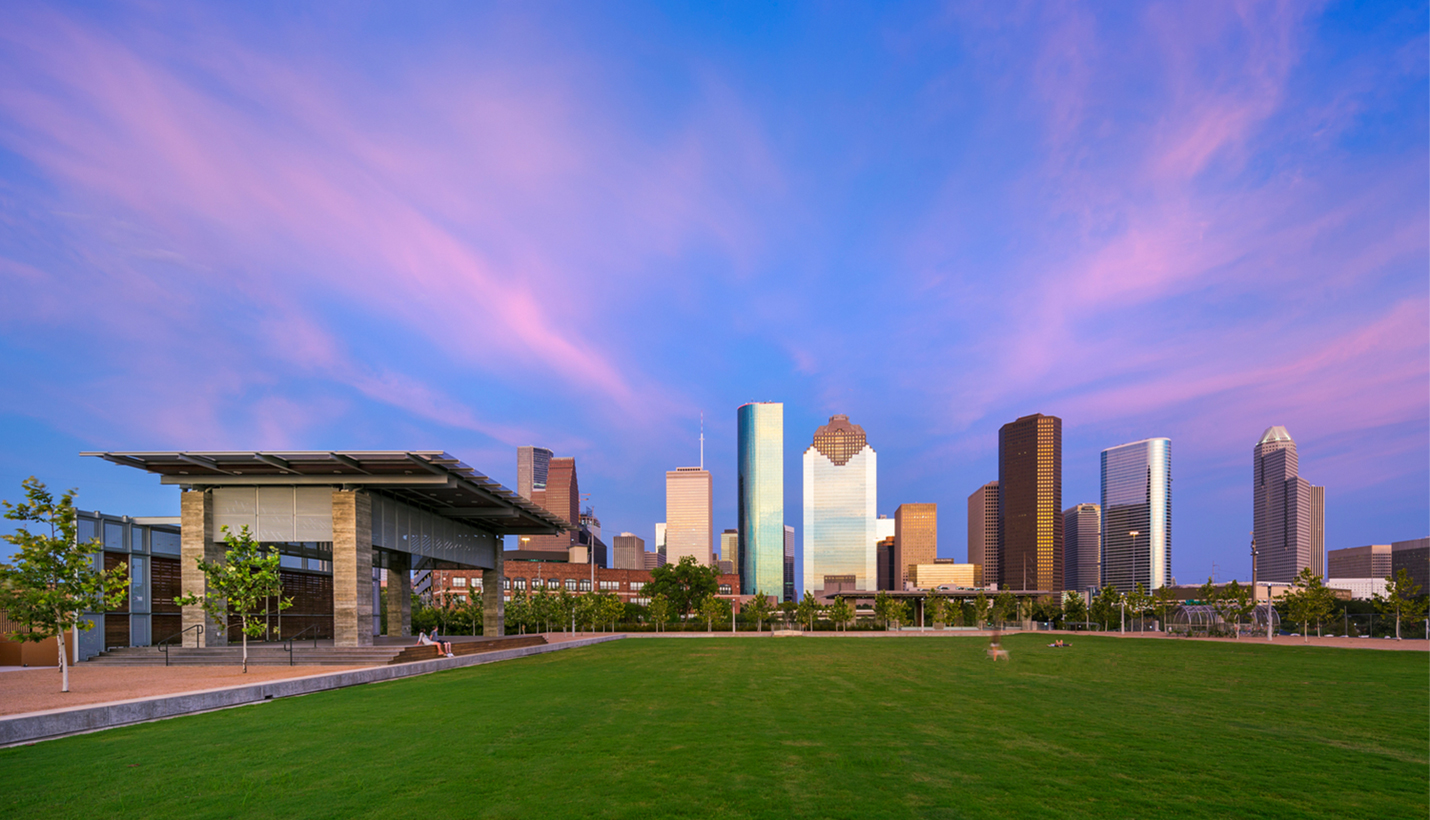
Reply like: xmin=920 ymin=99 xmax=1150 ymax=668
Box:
xmin=1 ymin=2 xmax=1425 ymax=581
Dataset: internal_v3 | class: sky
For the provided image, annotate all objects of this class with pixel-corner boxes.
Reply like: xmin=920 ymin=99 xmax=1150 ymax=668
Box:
xmin=0 ymin=1 xmax=1426 ymax=585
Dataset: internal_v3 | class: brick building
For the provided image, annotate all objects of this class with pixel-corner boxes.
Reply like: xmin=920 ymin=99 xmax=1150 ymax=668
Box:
xmin=431 ymin=559 xmax=740 ymax=607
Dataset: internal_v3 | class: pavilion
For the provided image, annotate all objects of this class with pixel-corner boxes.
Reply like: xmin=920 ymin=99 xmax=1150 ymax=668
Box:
xmin=84 ymin=451 xmax=569 ymax=646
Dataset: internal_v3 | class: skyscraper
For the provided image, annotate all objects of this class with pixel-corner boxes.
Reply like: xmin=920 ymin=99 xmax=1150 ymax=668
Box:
xmin=666 ymin=467 xmax=713 ymax=566
xmin=524 ymin=455 xmax=579 ymax=552
xmin=1100 ymin=437 xmax=1171 ymax=592
xmin=999 ymin=414 xmax=1063 ymax=591
xmin=613 ymin=533 xmax=645 ymax=570
xmin=967 ymin=481 xmax=998 ymax=588
xmin=895 ymin=503 xmax=937 ymax=590
xmin=738 ymin=402 xmax=784 ymax=596
xmin=517 ymin=446 xmax=553 ymax=501
xmin=783 ymin=524 xmax=796 ymax=602
xmin=803 ymin=415 xmax=878 ymax=594
xmin=1062 ymin=503 xmax=1101 ymax=593
xmin=720 ymin=529 xmax=738 ymax=570
xmin=1253 ymin=426 xmax=1324 ymax=582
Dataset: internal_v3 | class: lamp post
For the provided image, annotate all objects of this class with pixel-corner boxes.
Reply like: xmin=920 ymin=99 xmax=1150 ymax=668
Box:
xmin=1123 ymin=531 xmax=1139 ymax=633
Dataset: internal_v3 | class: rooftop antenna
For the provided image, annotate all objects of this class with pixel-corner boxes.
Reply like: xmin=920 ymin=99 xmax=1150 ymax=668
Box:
xmin=699 ymin=412 xmax=705 ymax=470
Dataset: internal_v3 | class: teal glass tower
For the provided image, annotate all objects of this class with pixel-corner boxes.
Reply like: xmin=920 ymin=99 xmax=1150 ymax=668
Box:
xmin=738 ymin=402 xmax=784 ymax=596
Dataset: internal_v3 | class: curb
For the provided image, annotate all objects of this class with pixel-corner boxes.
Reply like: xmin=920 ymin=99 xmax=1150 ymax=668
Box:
xmin=0 ymin=635 xmax=623 ymax=747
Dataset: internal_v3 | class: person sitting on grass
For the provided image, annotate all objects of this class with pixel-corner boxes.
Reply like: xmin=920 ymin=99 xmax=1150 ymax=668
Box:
xmin=417 ymin=631 xmax=453 ymax=657
xmin=1046 ymin=639 xmax=1069 ymax=648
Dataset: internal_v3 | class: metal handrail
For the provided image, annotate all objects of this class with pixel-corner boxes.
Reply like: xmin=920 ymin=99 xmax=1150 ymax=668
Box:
xmin=155 ymin=624 xmax=204 ymax=666
xmin=282 ymin=625 xmax=319 ymax=666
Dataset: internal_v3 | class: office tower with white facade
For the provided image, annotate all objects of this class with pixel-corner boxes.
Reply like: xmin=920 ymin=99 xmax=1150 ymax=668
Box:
xmin=666 ymin=467 xmax=713 ymax=566
xmin=802 ymin=415 xmax=878 ymax=594
xmin=1100 ymin=437 xmax=1171 ymax=592
xmin=1062 ymin=503 xmax=1101 ymax=593
xmin=613 ymin=532 xmax=645 ymax=570
xmin=1253 ymin=426 xmax=1324 ymax=583
xmin=967 ymin=481 xmax=998 ymax=588
xmin=738 ymin=402 xmax=784 ymax=596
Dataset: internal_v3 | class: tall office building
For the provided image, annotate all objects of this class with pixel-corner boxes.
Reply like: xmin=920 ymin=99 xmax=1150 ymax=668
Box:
xmin=1391 ymin=538 xmax=1429 ymax=591
xmin=655 ymin=523 xmax=666 ymax=557
xmin=1253 ymin=426 xmax=1324 ymax=582
xmin=612 ymin=533 xmax=645 ymax=570
xmin=1327 ymin=544 xmax=1391 ymax=579
xmin=895 ymin=503 xmax=937 ymax=590
xmin=1062 ymin=503 xmax=1101 ymax=593
xmin=517 ymin=446 xmax=553 ymax=501
xmin=803 ymin=415 xmax=878 ymax=594
xmin=666 ymin=467 xmax=713 ymax=566
xmin=876 ymin=515 xmax=896 ymax=589
xmin=783 ymin=525 xmax=796 ymax=602
xmin=967 ymin=481 xmax=998 ymax=588
xmin=1100 ymin=438 xmax=1171 ymax=592
xmin=524 ymin=455 xmax=580 ymax=551
xmin=738 ymin=402 xmax=784 ymax=596
xmin=720 ymin=529 xmax=738 ymax=569
xmin=999 ymin=414 xmax=1063 ymax=591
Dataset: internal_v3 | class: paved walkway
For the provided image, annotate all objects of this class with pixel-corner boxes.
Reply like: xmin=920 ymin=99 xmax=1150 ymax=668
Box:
xmin=0 ymin=664 xmax=364 ymax=717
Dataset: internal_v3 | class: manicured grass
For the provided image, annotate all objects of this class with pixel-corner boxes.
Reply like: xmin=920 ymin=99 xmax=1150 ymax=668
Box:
xmin=1 ymin=635 xmax=1425 ymax=819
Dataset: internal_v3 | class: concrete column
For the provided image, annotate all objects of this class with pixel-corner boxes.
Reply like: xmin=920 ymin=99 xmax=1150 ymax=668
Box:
xmin=483 ymin=548 xmax=505 ymax=636
xmin=180 ymin=489 xmax=226 ymax=647
xmin=385 ymin=552 xmax=411 ymax=637
xmin=332 ymin=490 xmax=374 ymax=647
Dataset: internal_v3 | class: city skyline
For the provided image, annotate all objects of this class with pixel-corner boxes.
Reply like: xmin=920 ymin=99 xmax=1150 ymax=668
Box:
xmin=0 ymin=3 xmax=1423 ymax=585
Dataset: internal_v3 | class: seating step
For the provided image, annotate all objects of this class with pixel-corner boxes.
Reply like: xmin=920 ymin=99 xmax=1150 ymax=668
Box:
xmin=84 ymin=635 xmax=550 ymax=666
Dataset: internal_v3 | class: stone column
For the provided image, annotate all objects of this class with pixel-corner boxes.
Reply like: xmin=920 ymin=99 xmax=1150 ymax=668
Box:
xmin=180 ymin=489 xmax=226 ymax=647
xmin=385 ymin=552 xmax=411 ymax=637
xmin=483 ymin=548 xmax=505 ymax=637
xmin=332 ymin=490 xmax=374 ymax=647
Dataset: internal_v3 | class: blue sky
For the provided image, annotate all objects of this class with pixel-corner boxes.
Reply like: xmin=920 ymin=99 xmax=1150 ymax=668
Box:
xmin=0 ymin=2 xmax=1426 ymax=584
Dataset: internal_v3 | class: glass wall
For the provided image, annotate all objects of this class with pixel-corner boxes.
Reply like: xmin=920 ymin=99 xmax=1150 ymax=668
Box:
xmin=1100 ymin=438 xmax=1172 ymax=592
xmin=738 ymin=402 xmax=784 ymax=596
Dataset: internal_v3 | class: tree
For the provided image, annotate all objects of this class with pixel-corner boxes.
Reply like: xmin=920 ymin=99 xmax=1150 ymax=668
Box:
xmin=1063 ymin=592 xmax=1088 ymax=627
xmin=506 ymin=591 xmax=532 ymax=635
xmin=828 ymin=596 xmax=854 ymax=632
xmin=744 ymin=592 xmax=774 ymax=632
xmin=176 ymin=525 xmax=292 ymax=673
xmin=796 ymin=592 xmax=823 ymax=631
xmin=601 ymin=593 xmax=625 ymax=632
xmin=973 ymin=592 xmax=991 ymax=629
xmin=1214 ymin=580 xmax=1253 ymax=639
xmin=1284 ymin=568 xmax=1335 ymax=642
xmin=778 ymin=600 xmax=797 ymax=629
xmin=1152 ymin=584 xmax=1179 ymax=631
xmin=698 ymin=594 xmax=730 ymax=632
xmin=1373 ymin=569 xmax=1426 ymax=640
xmin=575 ymin=592 xmax=599 ymax=632
xmin=0 ymin=478 xmax=130 ymax=693
xmin=927 ymin=594 xmax=947 ymax=628
xmin=643 ymin=556 xmax=719 ymax=620
xmin=873 ymin=591 xmax=893 ymax=630
xmin=992 ymin=592 xmax=1016 ymax=627
xmin=1090 ymin=586 xmax=1121 ymax=632
xmin=881 ymin=597 xmax=910 ymax=630
xmin=648 ymin=594 xmax=673 ymax=632
xmin=1124 ymin=583 xmax=1153 ymax=632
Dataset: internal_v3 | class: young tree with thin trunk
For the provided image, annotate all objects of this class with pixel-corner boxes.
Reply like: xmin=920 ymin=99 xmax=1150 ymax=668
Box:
xmin=973 ymin=591 xmax=990 ymax=629
xmin=176 ymin=525 xmax=291 ymax=673
xmin=1063 ymin=592 xmax=1088 ymax=628
xmin=648 ymin=594 xmax=672 ymax=633
xmin=745 ymin=592 xmax=774 ymax=632
xmin=796 ymin=592 xmax=823 ymax=631
xmin=828 ymin=596 xmax=854 ymax=632
xmin=0 ymin=478 xmax=130 ymax=693
xmin=698 ymin=594 xmax=729 ymax=632
xmin=1373 ymin=569 xmax=1425 ymax=641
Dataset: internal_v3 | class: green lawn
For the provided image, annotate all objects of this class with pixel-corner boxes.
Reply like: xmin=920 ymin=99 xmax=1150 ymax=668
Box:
xmin=1 ymin=635 xmax=1425 ymax=819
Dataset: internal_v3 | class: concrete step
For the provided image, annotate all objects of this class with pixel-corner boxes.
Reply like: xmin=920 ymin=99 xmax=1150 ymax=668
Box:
xmin=84 ymin=636 xmax=550 ymax=666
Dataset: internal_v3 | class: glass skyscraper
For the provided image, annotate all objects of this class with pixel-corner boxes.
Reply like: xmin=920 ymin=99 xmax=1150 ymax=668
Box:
xmin=802 ymin=415 xmax=878 ymax=594
xmin=1100 ymin=438 xmax=1171 ymax=592
xmin=1253 ymin=426 xmax=1323 ymax=582
xmin=738 ymin=402 xmax=784 ymax=596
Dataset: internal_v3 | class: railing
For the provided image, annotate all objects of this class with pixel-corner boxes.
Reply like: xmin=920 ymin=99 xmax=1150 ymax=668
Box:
xmin=155 ymin=624 xmax=204 ymax=666
xmin=282 ymin=625 xmax=319 ymax=666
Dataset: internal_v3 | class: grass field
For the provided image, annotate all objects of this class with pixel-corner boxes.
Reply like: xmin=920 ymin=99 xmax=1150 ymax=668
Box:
xmin=1 ymin=634 xmax=1425 ymax=819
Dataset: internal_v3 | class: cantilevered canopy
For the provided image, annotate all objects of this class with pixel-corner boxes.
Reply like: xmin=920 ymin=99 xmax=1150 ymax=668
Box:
xmin=81 ymin=451 xmax=569 ymax=536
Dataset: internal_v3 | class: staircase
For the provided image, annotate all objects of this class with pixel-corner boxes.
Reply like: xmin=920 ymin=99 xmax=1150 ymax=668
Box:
xmin=85 ymin=635 xmax=550 ymax=667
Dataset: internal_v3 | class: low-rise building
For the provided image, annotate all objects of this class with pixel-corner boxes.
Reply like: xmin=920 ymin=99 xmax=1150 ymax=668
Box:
xmin=431 ymin=557 xmax=739 ymax=607
xmin=1326 ymin=578 xmax=1389 ymax=600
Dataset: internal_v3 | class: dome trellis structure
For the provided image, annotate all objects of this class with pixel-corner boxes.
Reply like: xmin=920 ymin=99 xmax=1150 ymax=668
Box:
xmin=1170 ymin=604 xmax=1279 ymax=637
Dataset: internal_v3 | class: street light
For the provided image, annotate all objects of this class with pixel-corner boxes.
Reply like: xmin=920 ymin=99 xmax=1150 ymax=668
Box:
xmin=1123 ymin=531 xmax=1139 ymax=633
